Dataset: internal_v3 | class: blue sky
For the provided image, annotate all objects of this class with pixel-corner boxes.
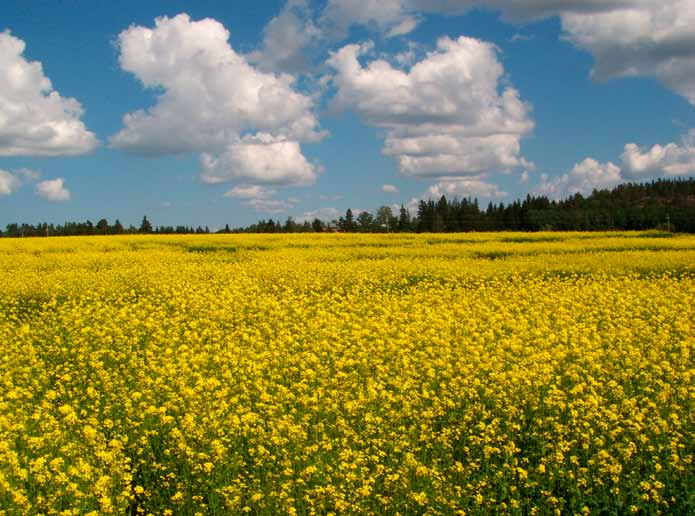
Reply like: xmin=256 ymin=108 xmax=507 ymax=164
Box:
xmin=2 ymin=0 xmax=695 ymax=228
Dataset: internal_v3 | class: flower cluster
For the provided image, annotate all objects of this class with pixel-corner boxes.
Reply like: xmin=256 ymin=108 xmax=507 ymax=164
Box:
xmin=0 ymin=232 xmax=693 ymax=515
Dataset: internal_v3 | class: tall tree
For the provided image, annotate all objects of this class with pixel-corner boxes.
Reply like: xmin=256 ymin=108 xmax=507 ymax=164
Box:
xmin=398 ymin=205 xmax=411 ymax=232
xmin=343 ymin=208 xmax=355 ymax=232
xmin=375 ymin=206 xmax=397 ymax=232
xmin=96 ymin=218 xmax=109 ymax=235
xmin=357 ymin=211 xmax=374 ymax=232
xmin=283 ymin=217 xmax=298 ymax=233
xmin=139 ymin=216 xmax=152 ymax=233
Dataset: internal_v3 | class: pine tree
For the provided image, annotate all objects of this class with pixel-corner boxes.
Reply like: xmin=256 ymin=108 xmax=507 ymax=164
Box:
xmin=139 ymin=216 xmax=153 ymax=233
xmin=344 ymin=208 xmax=354 ymax=232
xmin=398 ymin=205 xmax=410 ymax=231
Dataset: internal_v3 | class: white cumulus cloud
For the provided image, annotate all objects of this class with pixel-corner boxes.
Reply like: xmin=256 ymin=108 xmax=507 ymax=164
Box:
xmin=224 ymin=185 xmax=277 ymax=200
xmin=319 ymin=1 xmax=695 ymax=105
xmin=296 ymin=206 xmax=341 ymax=223
xmin=200 ymin=134 xmax=319 ymax=186
xmin=321 ymin=0 xmax=416 ymax=38
xmin=385 ymin=15 xmax=420 ymax=37
xmin=327 ymin=36 xmax=533 ymax=179
xmin=476 ymin=0 xmax=637 ymax=21
xmin=0 ymin=170 xmax=22 ymax=196
xmin=621 ymin=129 xmax=695 ymax=179
xmin=35 ymin=178 xmax=71 ymax=201
xmin=560 ymin=1 xmax=695 ymax=104
xmin=0 ymin=168 xmax=42 ymax=196
xmin=0 ymin=31 xmax=98 ymax=157
xmin=110 ymin=14 xmax=323 ymax=188
xmin=249 ymin=0 xmax=322 ymax=74
xmin=382 ymin=184 xmax=399 ymax=193
xmin=224 ymin=182 xmax=300 ymax=214
xmin=537 ymin=158 xmax=622 ymax=198
xmin=539 ymin=130 xmax=695 ymax=198
xmin=426 ymin=177 xmax=508 ymax=199
xmin=319 ymin=0 xmax=631 ymax=39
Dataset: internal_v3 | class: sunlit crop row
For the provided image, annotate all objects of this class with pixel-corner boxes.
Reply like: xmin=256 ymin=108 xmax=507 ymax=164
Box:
xmin=1 ymin=232 xmax=693 ymax=515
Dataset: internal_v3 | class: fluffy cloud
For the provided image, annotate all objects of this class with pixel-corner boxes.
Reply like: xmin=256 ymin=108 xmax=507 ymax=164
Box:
xmin=537 ymin=158 xmax=622 ymax=198
xmin=474 ymin=0 xmax=636 ymax=21
xmin=427 ymin=177 xmax=509 ymax=199
xmin=385 ymin=16 xmax=420 ymax=38
xmin=319 ymin=1 xmax=695 ymax=105
xmin=0 ymin=168 xmax=42 ymax=196
xmin=224 ymin=185 xmax=276 ymax=200
xmin=536 ymin=130 xmax=695 ymax=198
xmin=318 ymin=1 xmax=653 ymax=31
xmin=249 ymin=0 xmax=322 ymax=74
xmin=0 ymin=31 xmax=98 ymax=157
xmin=327 ymin=36 xmax=533 ymax=178
xmin=560 ymin=1 xmax=695 ymax=104
xmin=253 ymin=0 xmax=418 ymax=75
xmin=382 ymin=184 xmax=399 ymax=193
xmin=319 ymin=0 xmax=632 ymax=38
xmin=224 ymin=182 xmax=300 ymax=215
xmin=296 ymin=206 xmax=341 ymax=223
xmin=621 ymin=129 xmax=695 ymax=179
xmin=403 ymin=196 xmax=421 ymax=216
xmin=200 ymin=134 xmax=319 ymax=186
xmin=112 ymin=14 xmax=322 ymax=151
xmin=321 ymin=0 xmax=416 ymax=38
xmin=35 ymin=178 xmax=71 ymax=201
xmin=110 ymin=14 xmax=323 ymax=188
xmin=0 ymin=170 xmax=22 ymax=196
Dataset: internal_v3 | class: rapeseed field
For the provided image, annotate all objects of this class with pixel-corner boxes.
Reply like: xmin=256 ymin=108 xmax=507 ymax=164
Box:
xmin=0 ymin=232 xmax=693 ymax=515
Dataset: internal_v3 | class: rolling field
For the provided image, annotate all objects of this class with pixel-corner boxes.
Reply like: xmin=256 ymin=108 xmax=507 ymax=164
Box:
xmin=1 ymin=232 xmax=694 ymax=515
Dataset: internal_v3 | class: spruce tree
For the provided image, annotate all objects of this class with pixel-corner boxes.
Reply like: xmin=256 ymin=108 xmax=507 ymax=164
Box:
xmin=139 ymin=216 xmax=153 ymax=233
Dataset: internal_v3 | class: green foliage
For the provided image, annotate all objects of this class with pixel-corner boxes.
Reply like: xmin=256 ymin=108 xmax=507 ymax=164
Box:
xmin=3 ymin=178 xmax=695 ymax=237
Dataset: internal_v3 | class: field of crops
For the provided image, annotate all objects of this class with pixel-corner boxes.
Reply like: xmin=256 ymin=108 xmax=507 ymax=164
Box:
xmin=1 ymin=232 xmax=694 ymax=515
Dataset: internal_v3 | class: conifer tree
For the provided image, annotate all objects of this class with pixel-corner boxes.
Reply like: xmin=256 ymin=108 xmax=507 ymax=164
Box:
xmin=139 ymin=216 xmax=152 ymax=233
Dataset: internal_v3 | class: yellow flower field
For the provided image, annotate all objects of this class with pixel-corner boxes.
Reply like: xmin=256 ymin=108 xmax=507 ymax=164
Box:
xmin=0 ymin=232 xmax=693 ymax=515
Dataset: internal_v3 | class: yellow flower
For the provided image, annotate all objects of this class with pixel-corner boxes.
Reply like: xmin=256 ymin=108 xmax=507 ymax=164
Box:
xmin=1 ymin=232 xmax=693 ymax=514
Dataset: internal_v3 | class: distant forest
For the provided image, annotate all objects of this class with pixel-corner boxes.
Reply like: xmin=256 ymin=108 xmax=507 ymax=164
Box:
xmin=4 ymin=178 xmax=695 ymax=237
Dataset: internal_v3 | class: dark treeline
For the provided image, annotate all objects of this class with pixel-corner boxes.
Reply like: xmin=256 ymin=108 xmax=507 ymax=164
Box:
xmin=408 ymin=178 xmax=695 ymax=233
xmin=4 ymin=178 xmax=695 ymax=237
xmin=234 ymin=178 xmax=695 ymax=233
xmin=2 ymin=216 xmax=214 ymax=238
